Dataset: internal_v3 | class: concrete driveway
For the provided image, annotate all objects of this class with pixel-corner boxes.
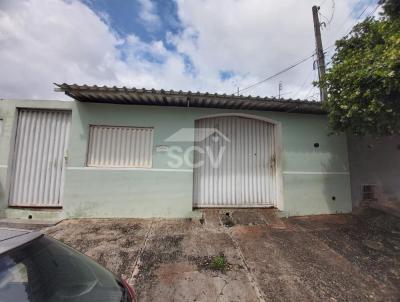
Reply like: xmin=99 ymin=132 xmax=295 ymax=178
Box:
xmin=41 ymin=208 xmax=400 ymax=302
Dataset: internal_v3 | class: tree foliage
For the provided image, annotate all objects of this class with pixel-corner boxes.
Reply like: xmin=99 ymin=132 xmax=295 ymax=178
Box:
xmin=379 ymin=0 xmax=400 ymax=20
xmin=318 ymin=0 xmax=400 ymax=136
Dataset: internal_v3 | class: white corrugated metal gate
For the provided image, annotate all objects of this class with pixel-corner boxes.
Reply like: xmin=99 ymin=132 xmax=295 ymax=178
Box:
xmin=9 ymin=109 xmax=71 ymax=207
xmin=193 ymin=116 xmax=277 ymax=207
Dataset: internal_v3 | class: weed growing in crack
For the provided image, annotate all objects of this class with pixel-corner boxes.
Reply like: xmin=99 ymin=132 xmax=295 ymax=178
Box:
xmin=210 ymin=254 xmax=228 ymax=271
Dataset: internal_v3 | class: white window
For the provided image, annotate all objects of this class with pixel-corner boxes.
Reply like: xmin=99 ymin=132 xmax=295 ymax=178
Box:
xmin=87 ymin=125 xmax=154 ymax=168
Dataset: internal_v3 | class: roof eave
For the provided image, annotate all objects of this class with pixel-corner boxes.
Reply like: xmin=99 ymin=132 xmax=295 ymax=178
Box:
xmin=54 ymin=83 xmax=326 ymax=114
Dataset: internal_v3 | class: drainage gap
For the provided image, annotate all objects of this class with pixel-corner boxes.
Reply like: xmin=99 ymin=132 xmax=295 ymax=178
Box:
xmin=220 ymin=212 xmax=235 ymax=227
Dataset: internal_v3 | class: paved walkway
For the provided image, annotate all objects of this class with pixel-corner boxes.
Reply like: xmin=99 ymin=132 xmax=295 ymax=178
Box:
xmin=37 ymin=208 xmax=400 ymax=301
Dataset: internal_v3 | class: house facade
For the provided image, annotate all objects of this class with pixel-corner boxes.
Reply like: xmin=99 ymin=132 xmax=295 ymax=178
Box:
xmin=0 ymin=84 xmax=352 ymax=219
xmin=348 ymin=134 xmax=400 ymax=208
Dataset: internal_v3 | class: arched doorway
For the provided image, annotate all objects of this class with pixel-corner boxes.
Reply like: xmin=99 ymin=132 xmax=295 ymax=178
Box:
xmin=193 ymin=114 xmax=281 ymax=208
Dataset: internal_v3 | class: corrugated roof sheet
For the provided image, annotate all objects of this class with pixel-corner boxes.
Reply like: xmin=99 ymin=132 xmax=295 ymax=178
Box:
xmin=54 ymin=83 xmax=325 ymax=114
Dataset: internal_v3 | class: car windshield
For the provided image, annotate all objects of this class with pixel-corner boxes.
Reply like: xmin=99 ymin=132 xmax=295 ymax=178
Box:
xmin=0 ymin=235 xmax=126 ymax=302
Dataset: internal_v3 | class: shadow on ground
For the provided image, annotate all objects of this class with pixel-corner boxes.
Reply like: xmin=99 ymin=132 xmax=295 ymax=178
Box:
xmin=37 ymin=208 xmax=400 ymax=302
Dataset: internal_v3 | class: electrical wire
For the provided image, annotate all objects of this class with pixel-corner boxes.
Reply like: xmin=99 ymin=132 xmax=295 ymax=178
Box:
xmin=366 ymin=3 xmax=380 ymax=18
xmin=319 ymin=0 xmax=335 ymax=27
xmin=319 ymin=11 xmax=330 ymax=24
xmin=272 ymin=91 xmax=293 ymax=99
xmin=334 ymin=3 xmax=371 ymax=36
xmin=324 ymin=1 xmax=381 ymax=51
xmin=231 ymin=1 xmax=379 ymax=97
xmin=291 ymin=66 xmax=316 ymax=99
xmin=319 ymin=0 xmax=328 ymax=7
xmin=327 ymin=0 xmax=335 ymax=25
xmin=307 ymin=91 xmax=320 ymax=101
xmin=312 ymin=2 xmax=380 ymax=101
xmin=304 ymin=69 xmax=319 ymax=100
xmin=234 ymin=52 xmax=315 ymax=95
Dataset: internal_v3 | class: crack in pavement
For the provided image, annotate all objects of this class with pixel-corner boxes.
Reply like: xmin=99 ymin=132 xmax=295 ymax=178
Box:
xmin=217 ymin=214 xmax=266 ymax=302
xmin=129 ymin=219 xmax=154 ymax=285
xmin=216 ymin=276 xmax=228 ymax=302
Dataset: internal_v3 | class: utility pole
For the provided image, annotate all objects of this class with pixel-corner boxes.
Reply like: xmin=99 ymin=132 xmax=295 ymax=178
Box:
xmin=312 ymin=5 xmax=327 ymax=102
xmin=278 ymin=81 xmax=283 ymax=99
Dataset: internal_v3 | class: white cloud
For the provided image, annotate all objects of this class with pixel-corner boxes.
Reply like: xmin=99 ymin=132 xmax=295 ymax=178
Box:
xmin=0 ymin=0 xmax=377 ymax=101
xmin=171 ymin=0 xmax=368 ymax=99
xmin=0 ymin=0 xmax=121 ymax=99
xmin=137 ymin=0 xmax=160 ymax=27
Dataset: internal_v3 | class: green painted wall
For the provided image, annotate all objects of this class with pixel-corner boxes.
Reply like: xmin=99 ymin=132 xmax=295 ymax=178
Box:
xmin=0 ymin=99 xmax=352 ymax=219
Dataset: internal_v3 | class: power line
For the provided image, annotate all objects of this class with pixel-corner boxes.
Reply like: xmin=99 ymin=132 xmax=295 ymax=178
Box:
xmin=307 ymin=91 xmax=320 ymax=101
xmin=291 ymin=67 xmax=316 ymax=99
xmin=232 ymin=1 xmax=380 ymax=97
xmin=235 ymin=52 xmax=315 ymax=95
xmin=319 ymin=0 xmax=335 ymax=26
xmin=366 ymin=2 xmax=380 ymax=18
xmin=310 ymin=2 xmax=380 ymax=100
xmin=331 ymin=2 xmax=371 ymax=38
xmin=272 ymin=91 xmax=293 ymax=98
xmin=319 ymin=0 xmax=329 ymax=7
xmin=304 ymin=69 xmax=319 ymax=100
xmin=324 ymin=1 xmax=380 ymax=51
xmin=327 ymin=0 xmax=336 ymax=25
xmin=232 ymin=1 xmax=334 ymax=96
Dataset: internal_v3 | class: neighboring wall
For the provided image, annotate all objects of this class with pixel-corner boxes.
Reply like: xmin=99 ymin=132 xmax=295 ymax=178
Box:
xmin=348 ymin=135 xmax=400 ymax=207
xmin=0 ymin=99 xmax=352 ymax=218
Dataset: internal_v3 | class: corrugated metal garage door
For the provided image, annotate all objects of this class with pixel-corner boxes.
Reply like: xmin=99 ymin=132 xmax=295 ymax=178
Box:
xmin=9 ymin=109 xmax=71 ymax=207
xmin=193 ymin=116 xmax=277 ymax=207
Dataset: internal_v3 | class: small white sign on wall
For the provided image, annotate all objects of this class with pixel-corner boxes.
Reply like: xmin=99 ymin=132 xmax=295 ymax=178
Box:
xmin=156 ymin=145 xmax=169 ymax=152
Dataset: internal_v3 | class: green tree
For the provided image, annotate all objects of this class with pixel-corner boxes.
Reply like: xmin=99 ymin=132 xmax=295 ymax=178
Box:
xmin=318 ymin=0 xmax=400 ymax=136
xmin=379 ymin=0 xmax=400 ymax=19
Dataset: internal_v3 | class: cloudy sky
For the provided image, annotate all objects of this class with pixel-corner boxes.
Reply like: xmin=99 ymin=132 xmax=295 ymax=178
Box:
xmin=0 ymin=0 xmax=379 ymax=101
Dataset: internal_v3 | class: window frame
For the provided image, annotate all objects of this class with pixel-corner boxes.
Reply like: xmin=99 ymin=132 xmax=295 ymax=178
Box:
xmin=86 ymin=124 xmax=154 ymax=168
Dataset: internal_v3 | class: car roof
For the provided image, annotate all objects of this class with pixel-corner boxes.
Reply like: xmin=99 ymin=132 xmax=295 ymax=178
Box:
xmin=0 ymin=228 xmax=42 ymax=254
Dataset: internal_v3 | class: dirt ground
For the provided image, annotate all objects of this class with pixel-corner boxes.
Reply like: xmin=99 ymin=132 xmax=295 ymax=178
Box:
xmin=39 ymin=208 xmax=400 ymax=302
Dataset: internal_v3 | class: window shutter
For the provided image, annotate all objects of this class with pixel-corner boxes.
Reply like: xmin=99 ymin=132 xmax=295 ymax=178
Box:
xmin=87 ymin=125 xmax=153 ymax=168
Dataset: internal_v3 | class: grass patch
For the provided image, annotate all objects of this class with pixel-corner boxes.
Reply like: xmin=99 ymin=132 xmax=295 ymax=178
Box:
xmin=210 ymin=254 xmax=228 ymax=271
xmin=188 ymin=253 xmax=230 ymax=272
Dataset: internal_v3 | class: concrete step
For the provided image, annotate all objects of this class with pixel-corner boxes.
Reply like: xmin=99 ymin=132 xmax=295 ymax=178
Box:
xmin=0 ymin=218 xmax=62 ymax=230
xmin=3 ymin=208 xmax=64 ymax=220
